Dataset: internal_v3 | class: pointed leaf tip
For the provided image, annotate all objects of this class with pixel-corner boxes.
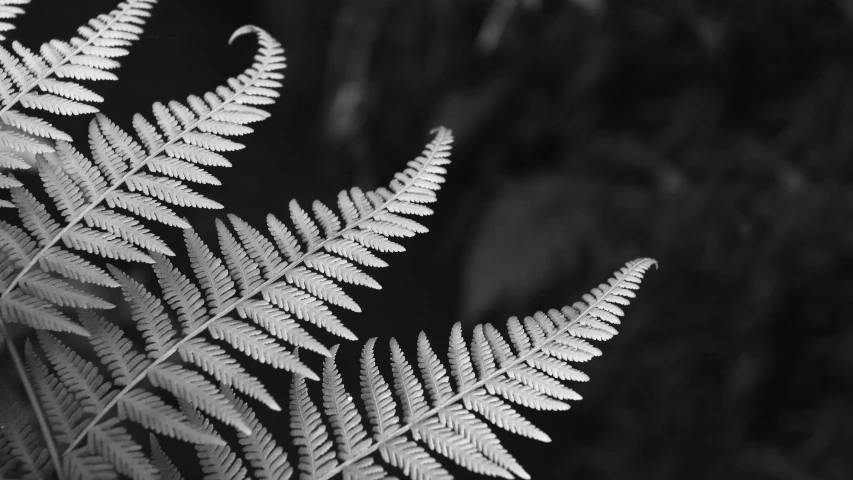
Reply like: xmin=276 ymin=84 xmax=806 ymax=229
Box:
xmin=229 ymin=25 xmax=264 ymax=45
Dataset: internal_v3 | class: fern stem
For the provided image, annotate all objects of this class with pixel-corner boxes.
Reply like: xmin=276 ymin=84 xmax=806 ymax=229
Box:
xmin=63 ymin=128 xmax=454 ymax=455
xmin=317 ymin=258 xmax=655 ymax=480
xmin=0 ymin=321 xmax=66 ymax=480
xmin=0 ymin=0 xmax=144 ymax=118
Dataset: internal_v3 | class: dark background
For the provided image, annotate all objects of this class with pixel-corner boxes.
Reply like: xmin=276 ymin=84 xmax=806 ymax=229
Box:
xmin=5 ymin=0 xmax=853 ymax=479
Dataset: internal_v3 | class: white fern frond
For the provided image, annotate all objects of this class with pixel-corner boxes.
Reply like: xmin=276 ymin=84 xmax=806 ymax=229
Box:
xmin=177 ymin=336 xmax=280 ymax=411
xmin=86 ymin=417 xmax=158 ymax=480
xmin=148 ymin=363 xmax=251 ymax=435
xmin=58 ymin=127 xmax=453 ymax=463
xmin=0 ymin=0 xmax=157 ymax=201
xmin=0 ymin=25 xmax=283 ymax=340
xmin=227 ymin=388 xmax=293 ymax=480
xmin=290 ymin=369 xmax=338 ymax=478
xmin=150 ymin=435 xmax=185 ymax=480
xmin=25 ymin=311 xmax=241 ymax=479
xmin=285 ymin=258 xmax=657 ymax=480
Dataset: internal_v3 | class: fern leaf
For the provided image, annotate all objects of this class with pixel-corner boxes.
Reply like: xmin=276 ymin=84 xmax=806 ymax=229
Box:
xmin=63 ymin=224 xmax=153 ymax=263
xmin=290 ymin=199 xmax=322 ymax=249
xmin=147 ymin=363 xmax=251 ymax=435
xmin=37 ymin=331 xmax=114 ymax=413
xmin=299 ymin=258 xmax=655 ymax=480
xmin=62 ymin=448 xmax=117 ymax=480
xmin=40 ymin=246 xmax=117 ymax=287
xmin=18 ymin=270 xmax=114 ymax=309
xmin=151 ymin=252 xmax=209 ymax=334
xmin=1 ymin=24 xmax=282 ymax=352
xmin=25 ymin=340 xmax=85 ymax=445
xmin=0 ymin=0 xmax=157 ymax=203
xmin=360 ymin=338 xmax=400 ymax=438
xmin=378 ymin=436 xmax=452 ymax=480
xmin=1 ymin=290 xmax=88 ymax=335
xmin=263 ymin=282 xmax=356 ymax=340
xmin=217 ymin=218 xmax=263 ymax=294
xmin=284 ymin=265 xmax=361 ymax=313
xmin=182 ymin=402 xmax=248 ymax=480
xmin=227 ymin=214 xmax=282 ymax=277
xmin=84 ymin=207 xmax=174 ymax=256
xmin=290 ymin=372 xmax=339 ymax=478
xmin=56 ymin=140 xmax=108 ymax=201
xmin=149 ymin=435 xmax=186 ymax=480
xmin=227 ymin=389 xmax=293 ymax=480
xmin=177 ymin=336 xmax=280 ymax=411
xmin=0 ymin=109 xmax=71 ymax=141
xmin=105 ymin=191 xmax=189 ymax=228
xmin=125 ymin=173 xmax=222 ymax=208
xmin=390 ymin=338 xmax=430 ymax=423
xmin=323 ymin=346 xmax=374 ymax=458
xmin=146 ymin=155 xmax=221 ymax=185
xmin=186 ymin=229 xmax=237 ymax=315
xmin=61 ymin=126 xmax=454 ymax=462
xmin=236 ymin=299 xmax=329 ymax=355
xmin=322 ymin=346 xmax=388 ymax=480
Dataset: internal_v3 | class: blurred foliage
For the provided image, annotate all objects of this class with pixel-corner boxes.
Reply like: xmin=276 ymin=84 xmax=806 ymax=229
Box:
xmin=3 ymin=0 xmax=852 ymax=478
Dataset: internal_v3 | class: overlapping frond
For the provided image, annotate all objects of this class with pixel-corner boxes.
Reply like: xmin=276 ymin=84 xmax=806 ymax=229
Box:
xmin=0 ymin=25 xmax=284 ymax=339
xmin=283 ymin=258 xmax=655 ymax=480
xmin=0 ymin=0 xmax=157 ymax=205
xmin=147 ymin=389 xmax=291 ymax=480
xmin=22 ymin=320 xmax=229 ymax=480
xmin=59 ymin=127 xmax=454 ymax=459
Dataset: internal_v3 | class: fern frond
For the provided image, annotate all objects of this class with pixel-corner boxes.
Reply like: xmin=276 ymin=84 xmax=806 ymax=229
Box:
xmin=182 ymin=401 xmax=249 ymax=480
xmin=62 ymin=127 xmax=454 ymax=456
xmin=0 ymin=0 xmax=157 ymax=201
xmin=283 ymin=258 xmax=657 ymax=480
xmin=24 ymin=314 xmax=236 ymax=479
xmin=227 ymin=388 xmax=293 ymax=480
xmin=0 ymin=25 xmax=283 ymax=339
